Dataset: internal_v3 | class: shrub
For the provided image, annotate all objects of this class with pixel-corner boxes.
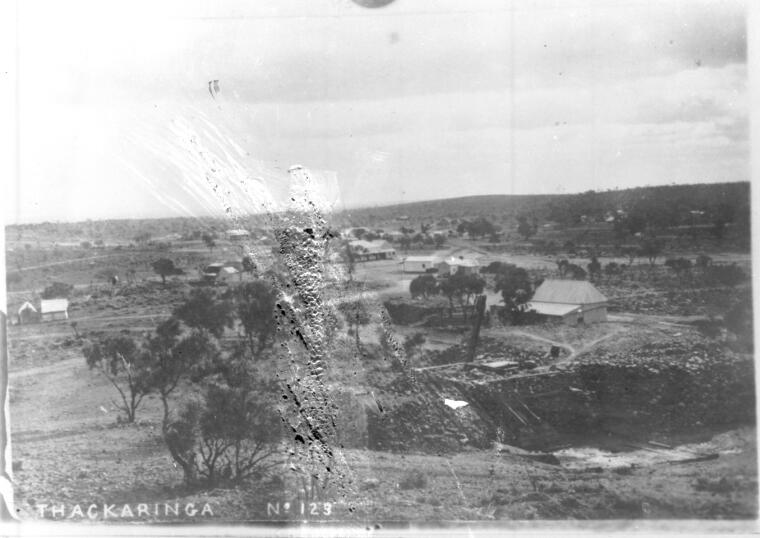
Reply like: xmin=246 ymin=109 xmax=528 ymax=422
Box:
xmin=398 ymin=469 xmax=428 ymax=490
xmin=165 ymin=376 xmax=284 ymax=486
xmin=41 ymin=281 xmax=74 ymax=299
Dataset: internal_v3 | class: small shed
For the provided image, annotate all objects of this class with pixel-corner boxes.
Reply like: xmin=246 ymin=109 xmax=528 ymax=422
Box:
xmin=226 ymin=229 xmax=250 ymax=241
xmin=203 ymin=263 xmax=240 ymax=284
xmin=40 ymin=299 xmax=69 ymax=322
xmin=399 ymin=255 xmax=440 ymax=273
xmin=437 ymin=256 xmax=481 ymax=276
xmin=527 ymin=279 xmax=608 ymax=324
xmin=349 ymin=240 xmax=396 ymax=261
xmin=17 ymin=301 xmax=39 ymax=324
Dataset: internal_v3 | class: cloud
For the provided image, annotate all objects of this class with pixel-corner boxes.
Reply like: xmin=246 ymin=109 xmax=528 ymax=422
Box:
xmin=8 ymin=0 xmax=750 ymax=222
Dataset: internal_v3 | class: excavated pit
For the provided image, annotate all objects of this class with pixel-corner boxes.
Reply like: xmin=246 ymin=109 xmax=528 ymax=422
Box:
xmin=363 ymin=338 xmax=755 ymax=455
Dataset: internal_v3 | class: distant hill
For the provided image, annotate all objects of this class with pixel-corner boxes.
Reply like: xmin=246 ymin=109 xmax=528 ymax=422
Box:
xmin=6 ymin=182 xmax=750 ymax=251
xmin=335 ymin=182 xmax=750 ymax=232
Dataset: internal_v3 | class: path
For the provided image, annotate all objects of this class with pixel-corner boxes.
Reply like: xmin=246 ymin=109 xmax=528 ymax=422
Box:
xmin=482 ymin=328 xmax=576 ymax=356
xmin=11 ymin=253 xmax=129 ymax=272
xmin=561 ymin=329 xmax=623 ymax=362
xmin=9 ymin=357 xmax=81 ymax=378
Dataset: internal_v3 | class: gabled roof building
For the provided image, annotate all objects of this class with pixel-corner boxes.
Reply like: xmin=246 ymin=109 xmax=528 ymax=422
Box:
xmin=527 ymin=279 xmax=608 ymax=324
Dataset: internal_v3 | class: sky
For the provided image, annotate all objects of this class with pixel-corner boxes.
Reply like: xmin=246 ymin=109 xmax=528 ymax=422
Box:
xmin=4 ymin=0 xmax=750 ymax=223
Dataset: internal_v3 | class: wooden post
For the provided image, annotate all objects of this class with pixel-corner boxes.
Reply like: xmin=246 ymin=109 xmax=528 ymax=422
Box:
xmin=466 ymin=294 xmax=487 ymax=363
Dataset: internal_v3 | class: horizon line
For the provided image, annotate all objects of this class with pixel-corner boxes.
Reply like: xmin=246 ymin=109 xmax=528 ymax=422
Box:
xmin=4 ymin=179 xmax=750 ymax=227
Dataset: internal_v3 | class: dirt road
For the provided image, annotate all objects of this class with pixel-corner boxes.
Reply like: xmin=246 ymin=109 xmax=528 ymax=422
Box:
xmin=9 ymin=357 xmax=81 ymax=379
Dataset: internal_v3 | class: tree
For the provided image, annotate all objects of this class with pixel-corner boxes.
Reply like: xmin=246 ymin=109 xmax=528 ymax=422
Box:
xmin=94 ymin=268 xmax=120 ymax=292
xmin=466 ymin=217 xmax=496 ymax=239
xmin=639 ymin=238 xmax=663 ymax=267
xmin=226 ymin=280 xmax=279 ymax=354
xmin=202 ymin=233 xmax=216 ymax=253
xmin=604 ymin=262 xmax=621 ymax=279
xmin=556 ymin=259 xmax=569 ymax=278
xmin=442 ymin=271 xmax=485 ymax=320
xmin=438 ymin=277 xmax=460 ymax=318
xmin=724 ymin=296 xmax=753 ymax=352
xmin=482 ymin=261 xmax=508 ymax=274
xmin=138 ymin=318 xmax=217 ymax=482
xmin=696 ymin=254 xmax=713 ymax=270
xmin=433 ymin=234 xmax=446 ymax=248
xmin=705 ymin=263 xmax=745 ymax=287
xmin=6 ymin=272 xmax=22 ymax=287
xmin=41 ymin=281 xmax=74 ymax=299
xmin=612 ymin=214 xmax=629 ymax=241
xmin=711 ymin=203 xmax=733 ymax=242
xmin=494 ymin=264 xmax=532 ymax=324
xmin=151 ymin=258 xmax=183 ymax=285
xmin=343 ymin=244 xmax=356 ymax=281
xmin=134 ymin=232 xmax=151 ymax=245
xmin=625 ymin=213 xmax=647 ymax=236
xmin=621 ymin=246 xmax=638 ymax=266
xmin=173 ymin=288 xmax=234 ymax=338
xmin=338 ymin=300 xmax=371 ymax=349
xmin=516 ymin=215 xmax=536 ymax=241
xmin=587 ymin=256 xmax=602 ymax=280
xmin=143 ymin=319 xmax=216 ymax=420
xmin=409 ymin=274 xmax=438 ymax=299
xmin=664 ymin=257 xmax=692 ymax=280
xmin=83 ymin=335 xmax=152 ymax=422
xmin=242 ymin=254 xmax=257 ymax=277
xmin=403 ymin=333 xmax=426 ymax=358
xmin=165 ymin=351 xmax=283 ymax=486
xmin=565 ymin=263 xmax=587 ymax=280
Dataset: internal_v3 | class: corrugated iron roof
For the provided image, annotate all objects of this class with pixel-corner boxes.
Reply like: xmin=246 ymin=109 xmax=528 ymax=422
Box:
xmin=527 ymin=301 xmax=581 ymax=317
xmin=40 ymin=299 xmax=69 ymax=313
xmin=447 ymin=245 xmax=489 ymax=257
xmin=349 ymin=239 xmax=393 ymax=252
xmin=400 ymin=256 xmax=441 ymax=263
xmin=440 ymin=256 xmax=480 ymax=267
xmin=531 ymin=280 xmax=607 ymax=305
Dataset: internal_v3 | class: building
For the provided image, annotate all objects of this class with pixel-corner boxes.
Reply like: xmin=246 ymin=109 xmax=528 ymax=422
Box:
xmin=447 ymin=245 xmax=489 ymax=260
xmin=398 ymin=255 xmax=440 ymax=273
xmin=437 ymin=256 xmax=481 ymax=276
xmin=155 ymin=233 xmax=183 ymax=242
xmin=202 ymin=263 xmax=240 ymax=284
xmin=348 ymin=240 xmax=396 ymax=261
xmin=226 ymin=229 xmax=251 ymax=241
xmin=17 ymin=301 xmax=39 ymax=324
xmin=40 ymin=299 xmax=69 ymax=322
xmin=384 ymin=231 xmax=405 ymax=241
xmin=526 ymin=279 xmax=608 ymax=324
